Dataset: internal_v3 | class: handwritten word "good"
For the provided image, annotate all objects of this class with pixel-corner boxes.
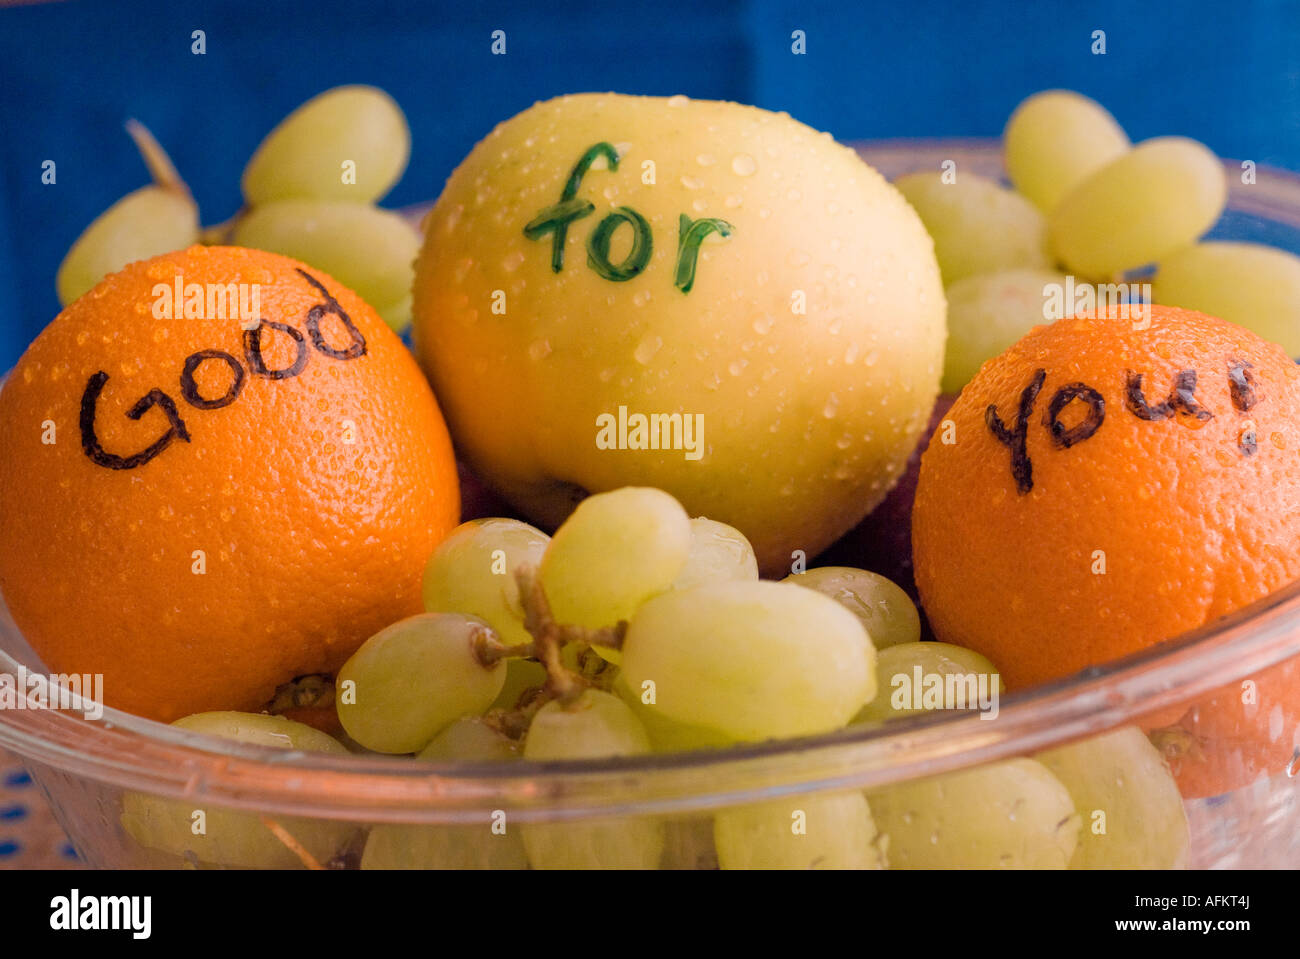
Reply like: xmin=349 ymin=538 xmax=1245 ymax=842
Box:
xmin=79 ymin=269 xmax=366 ymax=471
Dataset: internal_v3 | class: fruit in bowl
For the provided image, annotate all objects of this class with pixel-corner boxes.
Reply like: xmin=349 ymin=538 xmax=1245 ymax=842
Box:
xmin=410 ymin=92 xmax=947 ymax=575
xmin=913 ymin=306 xmax=1300 ymax=797
xmin=0 ymin=245 xmax=459 ymax=722
xmin=6 ymin=81 xmax=1300 ymax=871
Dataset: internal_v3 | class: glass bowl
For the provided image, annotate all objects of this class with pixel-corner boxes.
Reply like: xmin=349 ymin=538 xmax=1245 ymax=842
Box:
xmin=2 ymin=140 xmax=1299 ymax=870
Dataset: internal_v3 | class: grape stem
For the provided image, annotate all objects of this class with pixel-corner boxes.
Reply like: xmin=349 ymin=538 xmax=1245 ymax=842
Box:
xmin=259 ymin=816 xmax=324 ymax=870
xmin=472 ymin=633 xmax=536 ymax=667
xmin=482 ymin=566 xmax=631 ymax=738
xmin=124 ymin=119 xmax=191 ymax=199
xmin=200 ymin=209 xmax=245 ymax=246
xmin=513 ymin=565 xmax=628 ymax=704
xmin=517 ymin=566 xmax=584 ymax=704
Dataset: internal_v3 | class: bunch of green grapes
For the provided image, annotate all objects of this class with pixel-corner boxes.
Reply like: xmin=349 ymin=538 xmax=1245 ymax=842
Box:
xmin=124 ymin=483 xmax=1188 ymax=870
xmin=332 ymin=485 xmax=932 ymax=868
xmin=57 ymin=86 xmax=420 ymax=332
xmin=910 ymin=87 xmax=1300 ymax=393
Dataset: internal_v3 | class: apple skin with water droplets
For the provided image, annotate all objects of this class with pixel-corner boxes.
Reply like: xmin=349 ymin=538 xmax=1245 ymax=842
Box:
xmin=412 ymin=93 xmax=946 ymax=575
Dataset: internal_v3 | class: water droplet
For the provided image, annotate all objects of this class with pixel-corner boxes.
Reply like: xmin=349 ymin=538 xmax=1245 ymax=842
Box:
xmin=633 ymin=334 xmax=662 ymax=364
xmin=632 ymin=289 xmax=652 ymax=307
xmin=758 ymin=207 xmax=772 ymax=219
xmin=752 ymin=315 xmax=774 ymax=335
xmin=598 ymin=367 xmax=615 ymax=383
xmin=503 ymin=250 xmax=526 ymax=272
xmin=789 ymin=250 xmax=810 ymax=268
xmin=786 ymin=188 xmax=802 ymax=202
xmin=602 ymin=185 xmax=618 ymax=201
xmin=453 ymin=257 xmax=475 ymax=283
xmin=724 ymin=194 xmax=743 ymax=208
xmin=822 ymin=394 xmax=839 ymax=418
xmin=731 ymin=153 xmax=757 ymax=176
xmin=728 ymin=359 xmax=748 ymax=376
xmin=865 ymin=350 xmax=879 ymax=367
xmin=680 ymin=175 xmax=703 ymax=191
xmin=75 ymin=330 xmax=89 ymax=346
xmin=836 ymin=434 xmax=852 ymax=450
xmin=528 ymin=339 xmax=552 ymax=361
xmin=667 ymin=94 xmax=689 ymax=108
xmin=696 ymin=153 xmax=715 ymax=167
xmin=692 ymin=198 xmax=708 ymax=212
xmin=755 ymin=270 xmax=770 ymax=286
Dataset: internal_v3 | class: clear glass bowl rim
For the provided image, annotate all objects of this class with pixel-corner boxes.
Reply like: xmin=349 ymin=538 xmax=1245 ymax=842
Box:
xmin=3 ymin=139 xmax=1300 ymax=826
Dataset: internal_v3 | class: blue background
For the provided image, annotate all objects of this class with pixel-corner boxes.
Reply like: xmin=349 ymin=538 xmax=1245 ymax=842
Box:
xmin=2 ymin=0 xmax=1299 ymax=370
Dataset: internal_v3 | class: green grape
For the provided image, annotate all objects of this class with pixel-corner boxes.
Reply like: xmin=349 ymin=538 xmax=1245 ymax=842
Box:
xmin=783 ymin=566 xmax=921 ymax=650
xmin=417 ymin=716 xmax=520 ymax=761
xmin=241 ymin=85 xmax=410 ymax=205
xmin=939 ymin=268 xmax=1072 ymax=392
xmin=621 ymin=580 xmax=875 ymax=742
xmin=232 ymin=200 xmax=420 ymax=331
xmin=1003 ymin=90 xmax=1130 ymax=212
xmin=521 ymin=690 xmax=664 ymax=868
xmin=422 ymin=518 xmax=551 ymax=649
xmin=715 ymin=792 xmax=885 ymax=870
xmin=1153 ymin=241 xmax=1300 ymax=356
xmin=893 ymin=170 xmax=1050 ymax=285
xmin=377 ymin=292 xmax=413 ymax=334
xmin=361 ymin=718 xmax=527 ymax=869
xmin=659 ymin=817 xmax=719 ymax=869
xmin=336 ymin=613 xmax=506 ymax=754
xmin=613 ymin=673 xmax=734 ymax=752
xmin=1048 ymin=137 xmax=1226 ymax=278
xmin=56 ymin=185 xmax=199 ymax=305
xmin=490 ymin=657 xmax=548 ymax=711
xmin=1037 ymin=726 xmax=1189 ymax=869
xmin=121 ymin=712 xmax=353 ymax=869
xmin=538 ymin=487 xmax=691 ymax=632
xmin=855 ymin=641 xmax=1002 ymax=724
xmin=671 ymin=517 xmax=759 ymax=589
xmin=868 ymin=758 xmax=1080 ymax=868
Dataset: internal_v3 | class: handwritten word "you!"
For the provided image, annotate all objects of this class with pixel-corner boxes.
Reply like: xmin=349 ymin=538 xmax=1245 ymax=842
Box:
xmin=987 ymin=361 xmax=1260 ymax=493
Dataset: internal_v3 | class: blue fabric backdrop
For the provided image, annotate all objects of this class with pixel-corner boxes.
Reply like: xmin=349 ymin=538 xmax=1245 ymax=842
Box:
xmin=2 ymin=0 xmax=1298 ymax=369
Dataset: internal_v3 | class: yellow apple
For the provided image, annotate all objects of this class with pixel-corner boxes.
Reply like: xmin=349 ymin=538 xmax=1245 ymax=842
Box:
xmin=412 ymin=93 xmax=945 ymax=574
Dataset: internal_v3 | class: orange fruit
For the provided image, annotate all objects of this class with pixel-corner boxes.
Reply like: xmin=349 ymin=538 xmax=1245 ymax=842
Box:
xmin=0 ymin=246 xmax=459 ymax=722
xmin=913 ymin=305 xmax=1300 ymax=796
